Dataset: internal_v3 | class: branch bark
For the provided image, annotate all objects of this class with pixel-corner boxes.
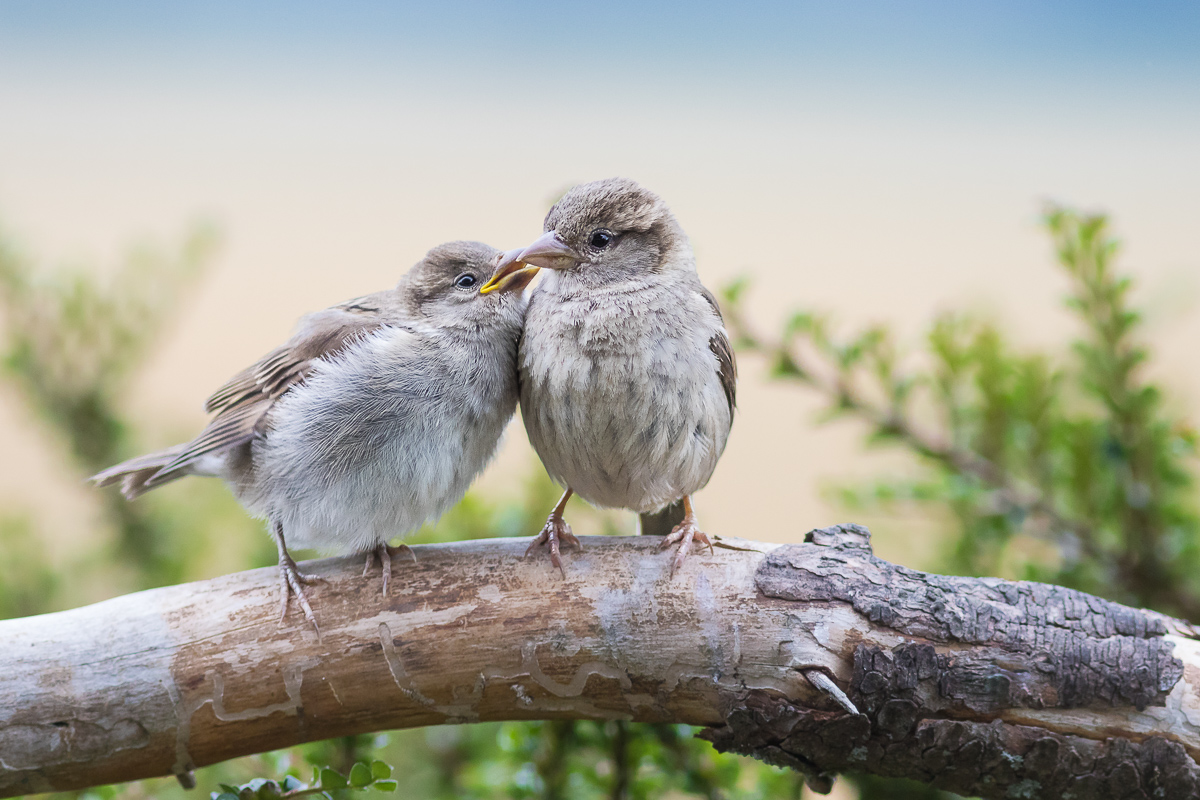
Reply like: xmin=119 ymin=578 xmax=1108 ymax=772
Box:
xmin=4 ymin=525 xmax=1200 ymax=799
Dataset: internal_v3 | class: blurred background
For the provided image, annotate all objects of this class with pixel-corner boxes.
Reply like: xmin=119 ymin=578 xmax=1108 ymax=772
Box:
xmin=1 ymin=2 xmax=1197 ymax=799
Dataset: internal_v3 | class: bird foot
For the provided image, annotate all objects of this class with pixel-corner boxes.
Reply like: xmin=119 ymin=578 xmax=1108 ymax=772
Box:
xmin=278 ymin=553 xmax=324 ymax=635
xmin=362 ymin=543 xmax=417 ymax=595
xmin=526 ymin=514 xmax=581 ymax=578
xmin=658 ymin=516 xmax=713 ymax=576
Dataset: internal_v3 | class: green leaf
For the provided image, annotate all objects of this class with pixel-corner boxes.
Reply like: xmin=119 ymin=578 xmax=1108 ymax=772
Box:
xmin=319 ymin=767 xmax=348 ymax=790
xmin=370 ymin=761 xmax=392 ymax=781
xmin=245 ymin=779 xmax=274 ymax=796
xmin=212 ymin=793 xmax=239 ymax=800
xmin=721 ymin=276 xmax=750 ymax=305
xmin=784 ymin=311 xmax=816 ymax=336
xmin=371 ymin=781 xmax=398 ymax=792
xmin=254 ymin=781 xmax=282 ymax=800
xmin=348 ymin=762 xmax=373 ymax=788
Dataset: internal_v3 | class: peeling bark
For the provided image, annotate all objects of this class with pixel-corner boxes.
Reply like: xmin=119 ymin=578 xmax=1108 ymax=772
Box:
xmin=1 ymin=526 xmax=1199 ymax=800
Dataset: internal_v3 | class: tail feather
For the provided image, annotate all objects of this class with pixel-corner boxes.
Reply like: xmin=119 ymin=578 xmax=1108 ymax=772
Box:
xmin=639 ymin=500 xmax=686 ymax=537
xmin=90 ymin=444 xmax=189 ymax=500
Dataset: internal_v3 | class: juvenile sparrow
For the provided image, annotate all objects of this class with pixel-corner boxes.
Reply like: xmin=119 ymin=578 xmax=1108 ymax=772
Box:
xmin=481 ymin=178 xmax=736 ymax=574
xmin=94 ymin=241 xmax=534 ymax=631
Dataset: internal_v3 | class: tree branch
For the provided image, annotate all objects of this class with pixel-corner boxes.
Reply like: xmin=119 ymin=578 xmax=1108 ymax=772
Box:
xmin=4 ymin=527 xmax=1200 ymax=799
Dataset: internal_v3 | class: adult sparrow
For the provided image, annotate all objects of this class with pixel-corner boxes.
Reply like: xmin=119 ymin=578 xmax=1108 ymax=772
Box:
xmin=481 ymin=179 xmax=735 ymax=575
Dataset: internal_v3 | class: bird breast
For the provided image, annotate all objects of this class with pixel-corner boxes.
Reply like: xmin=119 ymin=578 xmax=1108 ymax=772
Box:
xmin=248 ymin=325 xmax=519 ymax=551
xmin=519 ymin=281 xmax=731 ymax=514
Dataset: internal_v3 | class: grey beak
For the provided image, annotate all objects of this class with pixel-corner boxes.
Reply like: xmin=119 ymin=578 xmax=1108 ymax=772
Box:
xmin=517 ymin=231 xmax=584 ymax=271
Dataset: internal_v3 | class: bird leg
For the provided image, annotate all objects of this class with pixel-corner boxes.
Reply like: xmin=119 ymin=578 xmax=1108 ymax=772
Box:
xmin=526 ymin=488 xmax=581 ymax=577
xmin=362 ymin=542 xmax=417 ymax=595
xmin=656 ymin=495 xmax=713 ymax=575
xmin=271 ymin=519 xmax=323 ymax=634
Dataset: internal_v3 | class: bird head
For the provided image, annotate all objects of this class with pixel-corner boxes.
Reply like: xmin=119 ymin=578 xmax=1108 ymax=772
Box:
xmin=404 ymin=240 xmax=535 ymax=325
xmin=479 ymin=178 xmax=687 ymax=294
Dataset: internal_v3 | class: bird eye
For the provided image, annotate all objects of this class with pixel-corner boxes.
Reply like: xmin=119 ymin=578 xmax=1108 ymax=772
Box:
xmin=589 ymin=229 xmax=614 ymax=249
xmin=454 ymin=273 xmax=477 ymax=289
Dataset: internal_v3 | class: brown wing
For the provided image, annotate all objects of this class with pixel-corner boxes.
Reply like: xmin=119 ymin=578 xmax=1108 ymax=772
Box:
xmin=204 ymin=294 xmax=388 ymax=413
xmin=147 ymin=295 xmax=392 ymax=483
xmin=699 ymin=286 xmax=737 ymax=416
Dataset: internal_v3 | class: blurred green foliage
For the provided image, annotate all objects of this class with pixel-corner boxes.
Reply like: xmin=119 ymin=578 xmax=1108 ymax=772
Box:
xmin=724 ymin=206 xmax=1199 ymax=799
xmin=0 ymin=221 xmax=803 ymax=799
xmin=726 ymin=206 xmax=1200 ymax=616
xmin=211 ymin=759 xmax=398 ymax=799
xmin=0 ymin=513 xmax=59 ymax=618
xmin=0 ymin=221 xmax=256 ymax=592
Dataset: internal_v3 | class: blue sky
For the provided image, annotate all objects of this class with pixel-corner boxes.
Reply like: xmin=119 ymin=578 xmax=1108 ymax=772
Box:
xmin=3 ymin=1 xmax=1198 ymax=119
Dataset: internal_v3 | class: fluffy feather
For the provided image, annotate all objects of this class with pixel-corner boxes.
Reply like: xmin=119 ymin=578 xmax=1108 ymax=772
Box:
xmin=93 ymin=241 xmax=528 ymax=555
xmin=519 ymin=178 xmax=736 ymax=514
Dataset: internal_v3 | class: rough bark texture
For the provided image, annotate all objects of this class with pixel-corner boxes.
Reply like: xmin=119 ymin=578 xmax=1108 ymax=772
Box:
xmin=706 ymin=525 xmax=1200 ymax=799
xmin=3 ymin=525 xmax=1200 ymax=800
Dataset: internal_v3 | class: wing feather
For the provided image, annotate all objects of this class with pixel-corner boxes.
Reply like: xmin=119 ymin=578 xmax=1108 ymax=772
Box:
xmin=150 ymin=295 xmax=395 ymax=483
xmin=699 ymin=287 xmax=737 ymax=416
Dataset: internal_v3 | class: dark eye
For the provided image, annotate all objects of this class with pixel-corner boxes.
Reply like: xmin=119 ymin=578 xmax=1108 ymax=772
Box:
xmin=589 ymin=229 xmax=614 ymax=249
xmin=454 ymin=273 xmax=477 ymax=289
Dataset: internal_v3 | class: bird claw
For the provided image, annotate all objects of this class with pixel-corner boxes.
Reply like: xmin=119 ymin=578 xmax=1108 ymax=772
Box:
xmin=526 ymin=515 xmax=580 ymax=578
xmin=658 ymin=518 xmax=713 ymax=576
xmin=278 ymin=557 xmax=323 ymax=636
xmin=362 ymin=543 xmax=417 ymax=596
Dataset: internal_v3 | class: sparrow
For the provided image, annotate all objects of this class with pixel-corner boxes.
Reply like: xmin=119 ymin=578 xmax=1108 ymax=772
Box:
xmin=480 ymin=178 xmax=736 ymax=575
xmin=93 ymin=241 xmax=535 ymax=631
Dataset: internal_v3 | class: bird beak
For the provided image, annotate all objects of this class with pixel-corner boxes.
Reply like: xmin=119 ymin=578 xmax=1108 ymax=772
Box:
xmin=515 ymin=231 xmax=584 ymax=271
xmin=479 ymin=248 xmax=540 ymax=295
xmin=479 ymin=232 xmax=583 ymax=294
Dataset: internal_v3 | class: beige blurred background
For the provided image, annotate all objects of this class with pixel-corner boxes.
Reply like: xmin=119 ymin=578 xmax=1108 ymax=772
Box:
xmin=1 ymin=3 xmax=1197 ymax=574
